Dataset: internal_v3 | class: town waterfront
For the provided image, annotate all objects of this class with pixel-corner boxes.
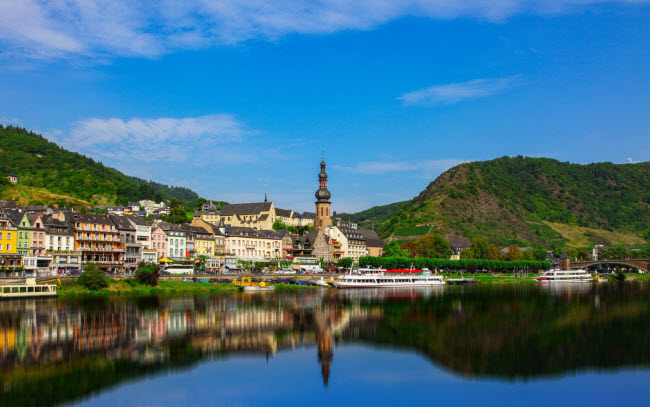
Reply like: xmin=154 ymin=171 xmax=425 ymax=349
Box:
xmin=2 ymin=282 xmax=649 ymax=406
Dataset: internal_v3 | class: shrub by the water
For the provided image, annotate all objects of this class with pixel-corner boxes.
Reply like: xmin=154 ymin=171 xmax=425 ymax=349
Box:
xmin=615 ymin=270 xmax=627 ymax=281
xmin=77 ymin=263 xmax=108 ymax=291
xmin=135 ymin=264 xmax=160 ymax=286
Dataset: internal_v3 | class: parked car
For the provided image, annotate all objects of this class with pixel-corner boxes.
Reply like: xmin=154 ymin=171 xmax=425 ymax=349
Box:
xmin=181 ymin=278 xmax=192 ymax=282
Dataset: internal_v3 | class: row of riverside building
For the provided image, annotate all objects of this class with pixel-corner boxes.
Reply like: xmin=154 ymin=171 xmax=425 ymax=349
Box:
xmin=0 ymin=158 xmax=383 ymax=276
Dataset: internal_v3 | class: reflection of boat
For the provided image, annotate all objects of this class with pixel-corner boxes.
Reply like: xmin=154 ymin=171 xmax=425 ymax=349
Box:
xmin=243 ymin=285 xmax=275 ymax=292
xmin=536 ymin=269 xmax=593 ymax=284
xmin=539 ymin=282 xmax=592 ymax=296
xmin=333 ymin=273 xmax=445 ymax=288
xmin=334 ymin=286 xmax=445 ymax=301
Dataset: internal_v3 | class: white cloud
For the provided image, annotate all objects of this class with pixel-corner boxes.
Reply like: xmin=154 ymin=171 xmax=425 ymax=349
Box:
xmin=53 ymin=114 xmax=250 ymax=163
xmin=399 ymin=75 xmax=523 ymax=106
xmin=0 ymin=1 xmax=647 ymax=60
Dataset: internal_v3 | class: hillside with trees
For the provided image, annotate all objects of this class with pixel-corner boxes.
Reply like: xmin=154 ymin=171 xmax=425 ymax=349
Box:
xmin=0 ymin=125 xmax=200 ymax=206
xmin=353 ymin=156 xmax=650 ymax=250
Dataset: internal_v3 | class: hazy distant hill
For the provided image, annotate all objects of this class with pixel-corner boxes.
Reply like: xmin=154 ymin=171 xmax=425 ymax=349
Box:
xmin=348 ymin=156 xmax=650 ymax=248
xmin=0 ymin=125 xmax=200 ymax=206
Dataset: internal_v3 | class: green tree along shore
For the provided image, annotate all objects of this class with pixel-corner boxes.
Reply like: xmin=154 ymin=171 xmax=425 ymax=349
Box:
xmin=342 ymin=156 xmax=650 ymax=250
xmin=360 ymin=256 xmax=551 ymax=272
xmin=0 ymin=125 xmax=200 ymax=205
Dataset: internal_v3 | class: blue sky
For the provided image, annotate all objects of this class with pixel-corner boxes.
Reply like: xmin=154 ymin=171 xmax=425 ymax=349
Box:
xmin=0 ymin=1 xmax=649 ymax=212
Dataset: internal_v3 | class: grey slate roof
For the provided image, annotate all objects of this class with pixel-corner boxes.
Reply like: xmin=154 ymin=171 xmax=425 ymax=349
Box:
xmin=42 ymin=215 xmax=74 ymax=235
xmin=3 ymin=209 xmax=24 ymax=226
xmin=109 ymin=214 xmax=136 ymax=231
xmin=220 ymin=202 xmax=272 ymax=216
xmin=225 ymin=226 xmax=281 ymax=239
xmin=275 ymin=208 xmax=293 ymax=218
xmin=122 ymin=214 xmax=152 ymax=227
xmin=302 ymin=212 xmax=316 ymax=219
xmin=338 ymin=226 xmax=365 ymax=241
xmin=69 ymin=213 xmax=114 ymax=225
xmin=359 ymin=229 xmax=383 ymax=248
xmin=0 ymin=200 xmax=18 ymax=209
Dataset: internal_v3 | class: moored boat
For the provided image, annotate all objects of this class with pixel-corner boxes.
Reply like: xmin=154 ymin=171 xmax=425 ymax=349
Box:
xmin=333 ymin=271 xmax=445 ymax=289
xmin=536 ymin=268 xmax=593 ymax=284
xmin=243 ymin=284 xmax=275 ymax=292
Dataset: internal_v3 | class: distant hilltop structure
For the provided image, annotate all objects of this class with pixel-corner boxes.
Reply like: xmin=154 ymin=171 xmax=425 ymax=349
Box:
xmin=5 ymin=172 xmax=18 ymax=184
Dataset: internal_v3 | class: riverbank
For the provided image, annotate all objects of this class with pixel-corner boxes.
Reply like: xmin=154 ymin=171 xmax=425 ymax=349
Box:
xmin=57 ymin=278 xmax=237 ymax=296
xmin=53 ymin=272 xmax=649 ymax=296
xmin=56 ymin=278 xmax=323 ymax=296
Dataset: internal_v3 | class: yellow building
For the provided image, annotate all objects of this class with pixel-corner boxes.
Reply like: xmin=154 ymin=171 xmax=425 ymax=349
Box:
xmin=200 ymin=210 xmax=221 ymax=225
xmin=219 ymin=200 xmax=275 ymax=230
xmin=0 ymin=211 xmax=18 ymax=254
xmin=193 ymin=227 xmax=215 ymax=256
xmin=0 ymin=210 xmax=20 ymax=268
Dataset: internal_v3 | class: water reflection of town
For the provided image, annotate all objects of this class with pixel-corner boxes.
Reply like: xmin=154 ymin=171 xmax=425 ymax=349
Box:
xmin=2 ymin=289 xmax=442 ymax=389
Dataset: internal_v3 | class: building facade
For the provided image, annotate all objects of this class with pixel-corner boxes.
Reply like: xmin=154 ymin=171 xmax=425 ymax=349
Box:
xmin=224 ymin=226 xmax=282 ymax=261
xmin=55 ymin=212 xmax=124 ymax=270
xmin=151 ymin=227 xmax=167 ymax=259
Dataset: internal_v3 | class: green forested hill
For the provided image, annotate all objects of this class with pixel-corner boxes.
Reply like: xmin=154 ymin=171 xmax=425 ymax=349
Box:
xmin=0 ymin=125 xmax=200 ymax=205
xmin=338 ymin=200 xmax=409 ymax=227
xmin=356 ymin=156 xmax=650 ymax=248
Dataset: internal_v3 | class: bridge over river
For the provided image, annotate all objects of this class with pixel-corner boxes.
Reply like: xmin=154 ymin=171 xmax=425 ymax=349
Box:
xmin=566 ymin=259 xmax=650 ymax=273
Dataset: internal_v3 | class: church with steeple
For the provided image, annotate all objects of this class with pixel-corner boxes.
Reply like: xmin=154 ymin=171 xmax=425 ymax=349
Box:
xmin=314 ymin=155 xmax=333 ymax=231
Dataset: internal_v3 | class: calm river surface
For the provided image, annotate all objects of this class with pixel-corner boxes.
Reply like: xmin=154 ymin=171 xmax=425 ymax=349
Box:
xmin=1 ymin=282 xmax=649 ymax=406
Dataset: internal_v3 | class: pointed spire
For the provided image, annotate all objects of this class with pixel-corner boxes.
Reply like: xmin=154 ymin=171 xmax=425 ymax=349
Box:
xmin=264 ymin=193 xmax=268 ymax=204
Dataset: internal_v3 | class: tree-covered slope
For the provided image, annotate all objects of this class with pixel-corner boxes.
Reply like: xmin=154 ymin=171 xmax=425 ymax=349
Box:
xmin=361 ymin=156 xmax=650 ymax=248
xmin=0 ymin=125 xmax=200 ymax=205
xmin=338 ymin=200 xmax=409 ymax=228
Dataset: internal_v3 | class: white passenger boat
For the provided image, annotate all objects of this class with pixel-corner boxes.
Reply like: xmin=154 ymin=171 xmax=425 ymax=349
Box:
xmin=536 ymin=268 xmax=594 ymax=284
xmin=332 ymin=271 xmax=445 ymax=288
xmin=242 ymin=285 xmax=275 ymax=292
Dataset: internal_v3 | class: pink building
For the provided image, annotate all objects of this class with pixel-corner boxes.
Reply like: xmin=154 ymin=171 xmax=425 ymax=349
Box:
xmin=28 ymin=214 xmax=46 ymax=256
xmin=151 ymin=227 xmax=167 ymax=259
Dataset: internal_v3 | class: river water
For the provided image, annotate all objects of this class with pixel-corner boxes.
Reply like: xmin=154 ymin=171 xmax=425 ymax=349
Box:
xmin=1 ymin=282 xmax=649 ymax=406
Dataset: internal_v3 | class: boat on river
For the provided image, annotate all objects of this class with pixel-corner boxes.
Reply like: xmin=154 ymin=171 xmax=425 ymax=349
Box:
xmin=332 ymin=271 xmax=445 ymax=289
xmin=237 ymin=277 xmax=275 ymax=292
xmin=242 ymin=284 xmax=275 ymax=292
xmin=314 ymin=277 xmax=329 ymax=287
xmin=536 ymin=268 xmax=594 ymax=284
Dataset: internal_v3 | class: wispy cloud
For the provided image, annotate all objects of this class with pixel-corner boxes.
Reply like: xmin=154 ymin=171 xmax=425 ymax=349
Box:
xmin=1 ymin=1 xmax=647 ymax=60
xmin=51 ymin=114 xmax=251 ymax=163
xmin=342 ymin=159 xmax=468 ymax=176
xmin=399 ymin=75 xmax=523 ymax=106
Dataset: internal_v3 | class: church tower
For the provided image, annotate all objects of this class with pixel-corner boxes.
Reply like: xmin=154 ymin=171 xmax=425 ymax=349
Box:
xmin=314 ymin=155 xmax=332 ymax=231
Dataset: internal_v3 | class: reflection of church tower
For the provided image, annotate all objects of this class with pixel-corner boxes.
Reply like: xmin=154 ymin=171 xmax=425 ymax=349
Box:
xmin=315 ymin=310 xmax=334 ymax=388
xmin=315 ymin=155 xmax=332 ymax=231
